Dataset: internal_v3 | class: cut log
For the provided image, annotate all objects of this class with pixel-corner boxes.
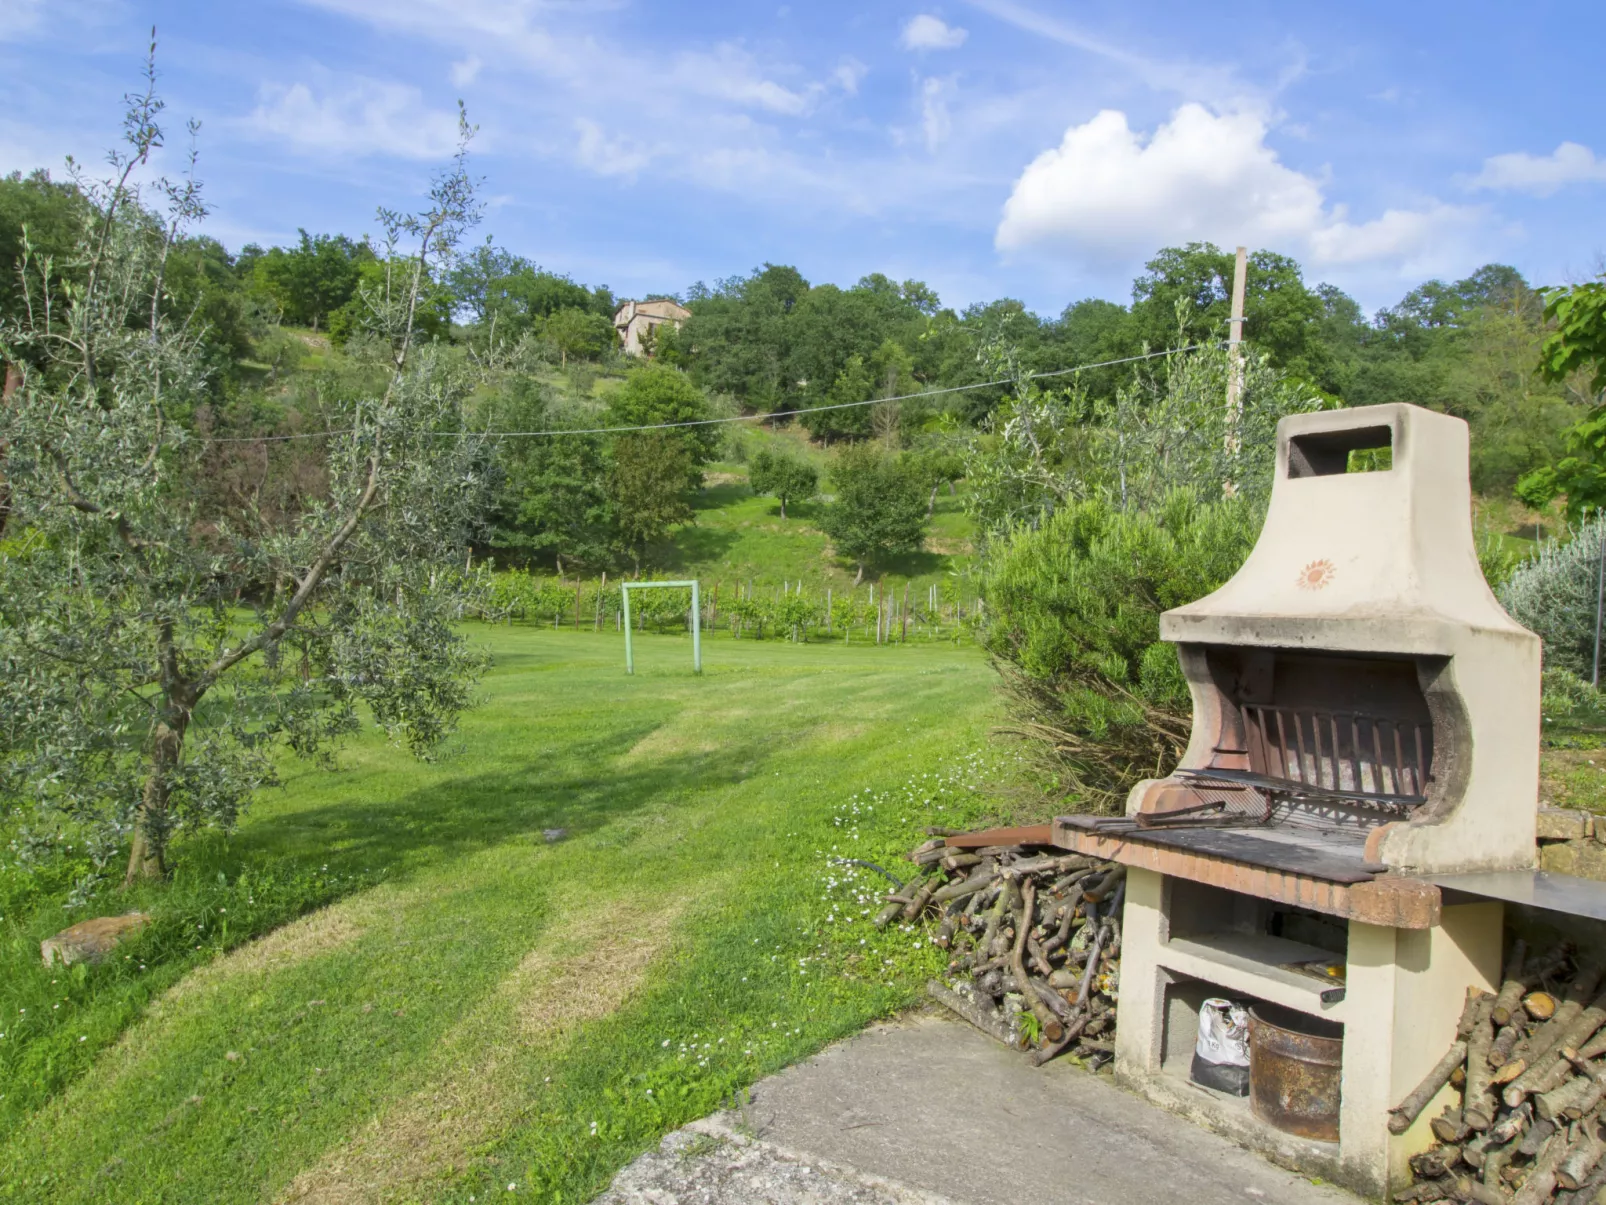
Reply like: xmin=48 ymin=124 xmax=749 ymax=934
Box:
xmin=1431 ymin=1108 xmax=1470 ymax=1144
xmin=901 ymin=876 xmax=938 ymax=921
xmin=1491 ymin=939 xmax=1530 ymax=1027
xmin=1465 ymin=1091 xmax=1501 ymax=1132
xmin=932 ymin=868 xmax=997 ymax=904
xmin=1491 ymin=1059 xmax=1529 ymax=1087
xmin=1490 ymin=1025 xmax=1524 ymax=1069
xmin=1539 ymin=1077 xmax=1599 ymax=1123
xmin=1392 ymin=1040 xmax=1471 ymax=1134
xmin=926 ymin=980 xmax=1023 ymax=1050
xmin=1518 ymin=1117 xmax=1558 ymax=1157
xmin=1028 ymin=1009 xmax=1093 ymax=1067
xmin=1559 ymin=1125 xmax=1606 ymax=1192
xmin=1506 ymin=980 xmax=1606 ymax=1106
xmin=1412 ymin=1146 xmax=1464 ymax=1179
xmin=1489 ymin=1102 xmax=1533 ymax=1146
xmin=1525 ymin=991 xmax=1559 ymax=1022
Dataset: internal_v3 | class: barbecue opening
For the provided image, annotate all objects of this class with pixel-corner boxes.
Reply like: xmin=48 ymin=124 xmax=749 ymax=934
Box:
xmin=1286 ymin=424 xmax=1393 ymax=478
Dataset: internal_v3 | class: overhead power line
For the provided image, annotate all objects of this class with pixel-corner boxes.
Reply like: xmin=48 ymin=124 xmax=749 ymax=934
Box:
xmin=201 ymin=343 xmax=1216 ymax=444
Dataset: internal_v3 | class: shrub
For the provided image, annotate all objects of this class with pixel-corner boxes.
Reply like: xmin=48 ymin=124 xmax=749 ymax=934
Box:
xmin=979 ymin=492 xmax=1261 ymax=808
xmin=1499 ymin=514 xmax=1606 ymax=679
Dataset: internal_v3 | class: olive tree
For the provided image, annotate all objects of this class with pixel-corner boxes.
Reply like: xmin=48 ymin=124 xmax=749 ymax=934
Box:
xmin=746 ymin=446 xmax=816 ymax=518
xmin=0 ymin=70 xmax=492 ymax=890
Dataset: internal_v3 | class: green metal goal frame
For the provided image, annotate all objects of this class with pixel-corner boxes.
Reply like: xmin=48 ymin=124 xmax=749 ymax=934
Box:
xmin=621 ymin=580 xmax=701 ymax=675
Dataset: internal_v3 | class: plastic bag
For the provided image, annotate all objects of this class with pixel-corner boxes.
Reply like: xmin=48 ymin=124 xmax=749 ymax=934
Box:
xmin=1195 ymin=997 xmax=1250 ymax=1065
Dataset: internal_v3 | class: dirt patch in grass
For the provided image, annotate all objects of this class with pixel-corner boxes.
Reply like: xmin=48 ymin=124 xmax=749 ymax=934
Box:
xmin=276 ymin=893 xmax=689 ymax=1204
xmin=623 ymin=726 xmax=723 ymax=761
xmin=161 ymin=902 xmax=371 ymax=1006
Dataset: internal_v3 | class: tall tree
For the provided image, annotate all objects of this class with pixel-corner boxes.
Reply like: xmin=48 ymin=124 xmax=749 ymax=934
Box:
xmin=607 ymin=363 xmax=718 ymax=477
xmin=245 ymin=229 xmax=374 ymax=330
xmin=817 ymin=443 xmax=928 ymax=583
xmin=609 ymin=431 xmax=693 ymax=571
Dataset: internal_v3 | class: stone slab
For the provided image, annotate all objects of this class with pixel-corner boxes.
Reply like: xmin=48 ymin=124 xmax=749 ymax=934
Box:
xmin=1536 ymin=807 xmax=1592 ymax=842
xmin=40 ymin=912 xmax=150 ymax=967
xmin=596 ymin=1014 xmax=1358 ymax=1205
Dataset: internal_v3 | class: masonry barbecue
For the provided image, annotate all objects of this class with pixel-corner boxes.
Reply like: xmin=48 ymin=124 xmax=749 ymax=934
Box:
xmin=1050 ymin=403 xmax=1541 ymax=1199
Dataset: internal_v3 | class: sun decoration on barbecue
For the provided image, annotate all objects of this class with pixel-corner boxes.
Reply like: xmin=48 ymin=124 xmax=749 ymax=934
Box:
xmin=1297 ymin=558 xmax=1336 ymax=590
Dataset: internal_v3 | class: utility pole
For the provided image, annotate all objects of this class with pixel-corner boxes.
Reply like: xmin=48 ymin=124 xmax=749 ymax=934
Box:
xmin=1223 ymin=245 xmax=1248 ymax=497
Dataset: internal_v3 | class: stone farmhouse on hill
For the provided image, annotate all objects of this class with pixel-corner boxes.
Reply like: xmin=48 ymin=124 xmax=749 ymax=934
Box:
xmin=613 ymin=298 xmax=690 ymax=358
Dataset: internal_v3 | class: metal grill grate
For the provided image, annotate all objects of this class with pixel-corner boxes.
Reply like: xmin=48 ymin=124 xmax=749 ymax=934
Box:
xmin=1237 ymin=703 xmax=1430 ymax=804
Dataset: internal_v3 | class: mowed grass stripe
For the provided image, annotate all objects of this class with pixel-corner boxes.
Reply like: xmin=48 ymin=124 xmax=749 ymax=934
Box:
xmin=0 ymin=627 xmax=997 ymax=1203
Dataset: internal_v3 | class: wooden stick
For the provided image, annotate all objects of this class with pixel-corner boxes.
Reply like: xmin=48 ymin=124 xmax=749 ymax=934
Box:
xmin=1028 ymin=1009 xmax=1093 ymax=1066
xmin=1392 ymin=1040 xmax=1470 ymax=1134
xmin=1450 ymin=1177 xmax=1511 ymax=1205
xmin=1511 ymin=1130 xmax=1569 ymax=1205
xmin=1013 ymin=881 xmax=1063 ymax=1043
xmin=1456 ymin=986 xmax=1490 ymax=1037
xmin=1466 ymin=995 xmax=1497 ymax=1127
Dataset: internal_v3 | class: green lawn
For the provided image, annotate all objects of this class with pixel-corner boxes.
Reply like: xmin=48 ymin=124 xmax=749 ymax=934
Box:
xmin=0 ymin=625 xmax=1006 ymax=1204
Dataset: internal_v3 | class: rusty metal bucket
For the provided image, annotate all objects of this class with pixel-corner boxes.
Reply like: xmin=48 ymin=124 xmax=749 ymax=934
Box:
xmin=1248 ymin=1004 xmax=1342 ymax=1142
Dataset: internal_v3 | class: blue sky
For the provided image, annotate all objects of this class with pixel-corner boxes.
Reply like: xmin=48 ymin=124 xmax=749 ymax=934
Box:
xmin=4 ymin=0 xmax=1603 ymax=317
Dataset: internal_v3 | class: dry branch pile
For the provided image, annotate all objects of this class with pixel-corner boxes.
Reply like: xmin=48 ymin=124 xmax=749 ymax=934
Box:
xmin=873 ymin=832 xmax=1124 ymax=1067
xmin=1390 ymin=941 xmax=1606 ymax=1204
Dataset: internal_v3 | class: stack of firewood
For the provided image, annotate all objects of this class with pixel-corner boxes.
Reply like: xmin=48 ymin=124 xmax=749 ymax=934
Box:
xmin=871 ymin=831 xmax=1123 ymax=1067
xmin=1390 ymin=941 xmax=1606 ymax=1204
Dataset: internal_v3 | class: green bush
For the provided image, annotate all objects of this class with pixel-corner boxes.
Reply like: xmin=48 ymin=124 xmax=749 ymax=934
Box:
xmin=1499 ymin=514 xmax=1606 ymax=679
xmin=979 ymin=491 xmax=1261 ymax=807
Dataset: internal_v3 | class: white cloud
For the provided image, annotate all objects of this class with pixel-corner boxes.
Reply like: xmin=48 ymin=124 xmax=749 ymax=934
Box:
xmin=246 ymin=79 xmax=465 ymax=160
xmin=1468 ymin=142 xmax=1606 ymax=198
xmin=920 ymin=77 xmax=955 ymax=151
xmin=450 ymin=56 xmax=482 ymax=87
xmin=996 ymin=104 xmax=1476 ymax=270
xmin=574 ymin=119 xmax=653 ymax=178
xmin=833 ymin=58 xmax=869 ymax=95
xmin=901 ymin=14 xmax=968 ymax=51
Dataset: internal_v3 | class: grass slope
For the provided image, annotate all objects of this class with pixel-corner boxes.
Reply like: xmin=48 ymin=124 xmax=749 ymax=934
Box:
xmin=1 ymin=627 xmax=1006 ymax=1204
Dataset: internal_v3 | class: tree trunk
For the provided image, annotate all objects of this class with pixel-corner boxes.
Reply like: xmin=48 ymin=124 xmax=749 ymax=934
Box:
xmin=126 ymin=708 xmax=190 ymax=884
xmin=0 ymin=360 xmax=21 ymax=537
xmin=854 ymin=562 xmax=865 ymax=586
xmin=779 ymin=496 xmax=787 ymax=519
xmin=928 ymin=482 xmax=939 ymax=518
